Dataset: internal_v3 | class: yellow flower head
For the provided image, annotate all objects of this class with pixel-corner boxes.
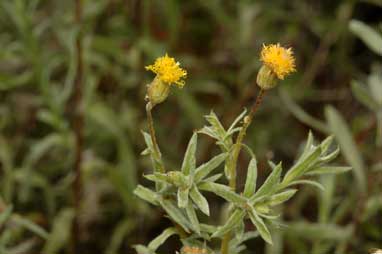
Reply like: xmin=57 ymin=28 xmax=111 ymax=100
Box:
xmin=260 ymin=43 xmax=296 ymax=80
xmin=145 ymin=53 xmax=187 ymax=88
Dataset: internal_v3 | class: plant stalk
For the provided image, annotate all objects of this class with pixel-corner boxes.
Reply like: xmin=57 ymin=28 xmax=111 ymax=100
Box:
xmin=221 ymin=88 xmax=266 ymax=254
xmin=146 ymin=103 xmax=165 ymax=173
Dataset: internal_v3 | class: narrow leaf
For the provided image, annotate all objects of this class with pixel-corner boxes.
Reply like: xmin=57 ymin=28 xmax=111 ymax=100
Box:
xmin=243 ymin=158 xmax=258 ymax=198
xmin=266 ymin=189 xmax=297 ymax=206
xmin=349 ymin=20 xmax=382 ymax=56
xmin=177 ymin=188 xmax=189 ymax=208
xmin=282 ymin=146 xmax=321 ymax=186
xmin=307 ymin=166 xmax=352 ymax=175
xmin=248 ymin=208 xmax=272 ymax=244
xmin=351 ymin=80 xmax=379 ymax=111
xmin=148 ymin=227 xmax=177 ymax=251
xmin=134 ymin=185 xmax=159 ymax=205
xmin=211 ymin=209 xmax=246 ymax=238
xmin=185 ymin=202 xmax=200 ymax=234
xmin=198 ymin=182 xmax=246 ymax=204
xmin=288 ymin=180 xmax=325 ymax=191
xmin=194 ymin=153 xmax=227 ymax=182
xmin=0 ymin=205 xmax=12 ymax=227
xmin=325 ymin=106 xmax=366 ymax=193
xmin=252 ymin=163 xmax=282 ymax=199
xmin=189 ymin=185 xmax=210 ymax=216
xmin=160 ymin=200 xmax=191 ymax=233
xmin=181 ymin=133 xmax=197 ymax=176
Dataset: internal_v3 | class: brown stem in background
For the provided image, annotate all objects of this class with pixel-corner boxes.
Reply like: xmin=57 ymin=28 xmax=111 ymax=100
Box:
xmin=71 ymin=0 xmax=84 ymax=253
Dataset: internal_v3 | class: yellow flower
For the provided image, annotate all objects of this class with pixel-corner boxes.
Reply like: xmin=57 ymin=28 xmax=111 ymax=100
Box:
xmin=145 ymin=53 xmax=187 ymax=88
xmin=260 ymin=43 xmax=296 ymax=80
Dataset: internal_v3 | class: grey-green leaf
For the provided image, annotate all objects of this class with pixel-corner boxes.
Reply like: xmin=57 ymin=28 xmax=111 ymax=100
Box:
xmin=282 ymin=146 xmax=321 ymax=186
xmin=349 ymin=20 xmax=382 ymax=56
xmin=243 ymin=158 xmax=258 ymax=198
xmin=186 ymin=202 xmax=200 ymax=234
xmin=307 ymin=166 xmax=352 ymax=175
xmin=288 ymin=180 xmax=325 ymax=191
xmin=189 ymin=185 xmax=210 ymax=216
xmin=160 ymin=200 xmax=191 ymax=233
xmin=134 ymin=185 xmax=160 ymax=205
xmin=177 ymin=187 xmax=190 ymax=208
xmin=266 ymin=189 xmax=297 ymax=206
xmin=351 ymin=80 xmax=379 ymax=111
xmin=133 ymin=245 xmax=156 ymax=254
xmin=325 ymin=106 xmax=366 ymax=193
xmin=252 ymin=163 xmax=282 ymax=199
xmin=194 ymin=153 xmax=227 ymax=182
xmin=0 ymin=205 xmax=12 ymax=227
xmin=248 ymin=208 xmax=272 ymax=244
xmin=148 ymin=227 xmax=177 ymax=251
xmin=181 ymin=132 xmax=197 ymax=176
xmin=198 ymin=182 xmax=247 ymax=204
xmin=211 ymin=209 xmax=246 ymax=238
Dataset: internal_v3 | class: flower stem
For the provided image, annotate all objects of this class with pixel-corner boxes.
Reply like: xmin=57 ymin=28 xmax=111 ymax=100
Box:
xmin=221 ymin=88 xmax=266 ymax=254
xmin=146 ymin=102 xmax=165 ymax=173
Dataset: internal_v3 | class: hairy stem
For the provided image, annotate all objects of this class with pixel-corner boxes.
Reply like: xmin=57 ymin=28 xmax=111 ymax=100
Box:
xmin=71 ymin=0 xmax=84 ymax=253
xmin=146 ymin=103 xmax=165 ymax=174
xmin=221 ymin=89 xmax=266 ymax=254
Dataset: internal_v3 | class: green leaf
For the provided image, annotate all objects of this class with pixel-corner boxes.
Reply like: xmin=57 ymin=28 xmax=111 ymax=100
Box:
xmin=282 ymin=146 xmax=321 ymax=186
xmin=286 ymin=221 xmax=353 ymax=241
xmin=189 ymin=185 xmax=210 ymax=216
xmin=227 ymin=109 xmax=247 ymax=133
xmin=204 ymin=111 xmax=227 ymax=140
xmin=0 ymin=206 xmax=12 ymax=227
xmin=198 ymin=182 xmax=247 ymax=204
xmin=319 ymin=147 xmax=340 ymax=164
xmin=349 ymin=20 xmax=382 ymax=56
xmin=301 ymin=131 xmax=315 ymax=157
xmin=181 ymin=132 xmax=197 ymax=176
xmin=12 ymin=215 xmax=49 ymax=239
xmin=288 ymin=180 xmax=325 ymax=191
xmin=144 ymin=173 xmax=172 ymax=184
xmin=307 ymin=166 xmax=352 ymax=175
xmin=194 ymin=153 xmax=227 ymax=182
xmin=42 ymin=208 xmax=74 ymax=253
xmin=248 ymin=208 xmax=272 ymax=244
xmin=319 ymin=135 xmax=334 ymax=155
xmin=200 ymin=223 xmax=218 ymax=234
xmin=368 ymin=72 xmax=382 ymax=106
xmin=325 ymin=106 xmax=366 ymax=193
xmin=243 ymin=158 xmax=258 ymax=198
xmin=133 ymin=245 xmax=156 ymax=254
xmin=185 ymin=202 xmax=200 ymax=234
xmin=266 ymin=189 xmax=297 ymax=206
xmin=235 ymin=220 xmax=245 ymax=241
xmin=280 ymin=89 xmax=329 ymax=133
xmin=351 ymin=80 xmax=379 ymax=111
xmin=134 ymin=185 xmax=160 ymax=205
xmin=203 ymin=173 xmax=223 ymax=183
xmin=177 ymin=187 xmax=190 ymax=208
xmin=211 ymin=209 xmax=246 ymax=238
xmin=160 ymin=200 xmax=191 ymax=233
xmin=252 ymin=163 xmax=282 ymax=200
xmin=148 ymin=227 xmax=177 ymax=251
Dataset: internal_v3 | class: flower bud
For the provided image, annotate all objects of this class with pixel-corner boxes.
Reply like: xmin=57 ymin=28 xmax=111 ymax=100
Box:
xmin=147 ymin=76 xmax=170 ymax=106
xmin=256 ymin=65 xmax=278 ymax=90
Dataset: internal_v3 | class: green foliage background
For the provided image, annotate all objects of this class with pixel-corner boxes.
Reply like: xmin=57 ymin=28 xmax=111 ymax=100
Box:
xmin=0 ymin=0 xmax=381 ymax=253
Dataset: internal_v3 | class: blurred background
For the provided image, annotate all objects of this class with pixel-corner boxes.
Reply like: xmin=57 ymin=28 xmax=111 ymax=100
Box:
xmin=0 ymin=0 xmax=381 ymax=253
